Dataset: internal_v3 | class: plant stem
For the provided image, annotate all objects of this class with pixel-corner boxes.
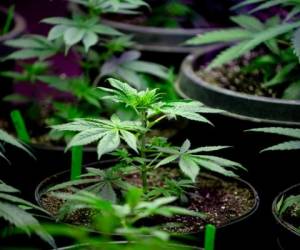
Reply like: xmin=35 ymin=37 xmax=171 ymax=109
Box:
xmin=140 ymin=110 xmax=148 ymax=193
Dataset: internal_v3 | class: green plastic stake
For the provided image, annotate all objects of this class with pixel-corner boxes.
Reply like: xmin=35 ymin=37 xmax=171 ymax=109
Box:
xmin=71 ymin=146 xmax=83 ymax=180
xmin=204 ymin=224 xmax=216 ymax=250
xmin=10 ymin=110 xmax=30 ymax=143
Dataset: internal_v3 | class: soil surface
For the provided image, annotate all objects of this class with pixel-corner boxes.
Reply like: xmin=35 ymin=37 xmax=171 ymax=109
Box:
xmin=281 ymin=202 xmax=300 ymax=232
xmin=196 ymin=51 xmax=281 ymax=98
xmin=40 ymin=169 xmax=255 ymax=233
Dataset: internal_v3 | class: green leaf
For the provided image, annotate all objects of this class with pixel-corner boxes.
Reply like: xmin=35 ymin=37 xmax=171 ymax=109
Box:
xmin=120 ymin=130 xmax=138 ymax=152
xmin=292 ymin=28 xmax=300 ymax=62
xmin=193 ymin=158 xmax=237 ymax=177
xmin=97 ymin=131 xmax=120 ymax=159
xmin=126 ymin=187 xmax=143 ymax=209
xmin=248 ymin=127 xmax=300 ymax=139
xmin=262 ymin=140 xmax=300 ymax=152
xmin=155 ymin=155 xmax=179 ymax=168
xmin=67 ymin=128 xmax=106 ymax=149
xmin=48 ymin=25 xmax=68 ymax=40
xmin=83 ymin=31 xmax=98 ymax=52
xmin=42 ymin=17 xmax=74 ymax=25
xmin=283 ymin=80 xmax=300 ymax=99
xmin=124 ymin=61 xmax=168 ymax=79
xmin=197 ymin=155 xmax=246 ymax=171
xmin=91 ymin=24 xmax=122 ymax=36
xmin=99 ymin=183 xmax=117 ymax=203
xmin=186 ymin=28 xmax=251 ymax=45
xmin=231 ymin=15 xmax=264 ymax=32
xmin=189 ymin=146 xmax=230 ymax=153
xmin=179 ymin=156 xmax=199 ymax=182
xmin=180 ymin=139 xmax=191 ymax=153
xmin=64 ymin=27 xmax=85 ymax=46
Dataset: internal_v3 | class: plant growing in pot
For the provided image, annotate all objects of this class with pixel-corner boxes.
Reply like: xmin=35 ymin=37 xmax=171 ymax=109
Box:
xmin=70 ymin=0 xmax=233 ymax=64
xmin=248 ymin=126 xmax=300 ymax=249
xmin=41 ymin=187 xmax=204 ymax=250
xmin=178 ymin=0 xmax=300 ymax=125
xmin=0 ymin=128 xmax=55 ymax=249
xmin=36 ymin=78 xmax=259 ymax=249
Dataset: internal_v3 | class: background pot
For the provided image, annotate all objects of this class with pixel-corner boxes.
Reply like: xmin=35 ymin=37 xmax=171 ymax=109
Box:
xmin=101 ymin=18 xmax=226 ymax=67
xmin=177 ymin=51 xmax=300 ymax=126
xmin=35 ymin=162 xmax=259 ymax=250
xmin=272 ymin=183 xmax=300 ymax=250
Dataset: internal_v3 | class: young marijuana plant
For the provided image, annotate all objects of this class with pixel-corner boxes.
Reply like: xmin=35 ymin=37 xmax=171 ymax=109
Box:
xmin=52 ymin=78 xmax=245 ymax=194
xmin=0 ymin=129 xmax=55 ymax=247
xmin=186 ymin=1 xmax=300 ymax=99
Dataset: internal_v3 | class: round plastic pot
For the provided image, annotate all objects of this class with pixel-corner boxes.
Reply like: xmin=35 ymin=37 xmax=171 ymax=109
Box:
xmin=272 ymin=183 xmax=300 ymax=250
xmin=35 ymin=161 xmax=260 ymax=250
xmin=177 ymin=51 xmax=300 ymax=126
xmin=101 ymin=18 xmax=226 ymax=67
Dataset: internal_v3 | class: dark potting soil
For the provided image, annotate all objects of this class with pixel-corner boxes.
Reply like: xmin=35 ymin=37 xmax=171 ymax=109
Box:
xmin=196 ymin=51 xmax=281 ymax=99
xmin=281 ymin=203 xmax=300 ymax=232
xmin=40 ymin=169 xmax=255 ymax=233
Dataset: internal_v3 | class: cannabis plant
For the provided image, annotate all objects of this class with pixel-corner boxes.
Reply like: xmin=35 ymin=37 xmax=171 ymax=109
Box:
xmin=53 ymin=78 xmax=244 ymax=196
xmin=186 ymin=0 xmax=300 ymax=99
xmin=1 ymin=5 xmax=14 ymax=36
xmin=0 ymin=129 xmax=55 ymax=247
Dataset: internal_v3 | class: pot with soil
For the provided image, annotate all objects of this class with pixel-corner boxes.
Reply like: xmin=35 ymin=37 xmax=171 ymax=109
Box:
xmin=177 ymin=50 xmax=300 ymax=126
xmin=35 ymin=161 xmax=259 ymax=250
xmin=272 ymin=183 xmax=300 ymax=250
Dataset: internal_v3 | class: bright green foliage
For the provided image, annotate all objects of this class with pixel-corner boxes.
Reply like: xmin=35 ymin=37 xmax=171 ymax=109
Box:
xmin=42 ymin=16 xmax=122 ymax=53
xmin=53 ymin=78 xmax=243 ymax=190
xmin=248 ymin=127 xmax=300 ymax=151
xmin=4 ymin=35 xmax=61 ymax=60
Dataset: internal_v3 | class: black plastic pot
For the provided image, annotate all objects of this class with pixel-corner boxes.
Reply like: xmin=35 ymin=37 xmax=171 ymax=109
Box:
xmin=101 ymin=18 xmax=226 ymax=67
xmin=177 ymin=51 xmax=300 ymax=126
xmin=272 ymin=183 xmax=300 ymax=250
xmin=35 ymin=161 xmax=259 ymax=250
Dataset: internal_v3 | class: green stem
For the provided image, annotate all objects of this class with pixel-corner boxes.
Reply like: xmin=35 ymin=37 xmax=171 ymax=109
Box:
xmin=140 ymin=110 xmax=148 ymax=193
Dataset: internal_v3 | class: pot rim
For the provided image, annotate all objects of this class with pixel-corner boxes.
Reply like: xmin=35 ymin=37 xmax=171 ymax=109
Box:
xmin=0 ymin=6 xmax=26 ymax=42
xmin=35 ymin=161 xmax=260 ymax=235
xmin=177 ymin=52 xmax=300 ymax=125
xmin=272 ymin=182 xmax=300 ymax=238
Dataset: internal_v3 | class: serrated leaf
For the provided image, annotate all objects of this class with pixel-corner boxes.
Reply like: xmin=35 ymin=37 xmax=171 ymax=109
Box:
xmin=189 ymin=146 xmax=230 ymax=153
xmin=248 ymin=127 xmax=300 ymax=139
xmin=64 ymin=27 xmax=85 ymax=46
xmin=179 ymin=156 xmax=199 ymax=182
xmin=262 ymin=140 xmax=300 ymax=152
xmin=231 ymin=15 xmax=264 ymax=32
xmin=83 ymin=31 xmax=98 ymax=52
xmin=67 ymin=128 xmax=106 ymax=149
xmin=194 ymin=158 xmax=237 ymax=177
xmin=120 ymin=130 xmax=138 ymax=152
xmin=180 ymin=139 xmax=191 ymax=153
xmin=48 ymin=25 xmax=68 ymax=40
xmin=156 ymin=155 xmax=179 ymax=168
xmin=97 ymin=131 xmax=120 ymax=159
xmin=292 ymin=28 xmax=300 ymax=63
